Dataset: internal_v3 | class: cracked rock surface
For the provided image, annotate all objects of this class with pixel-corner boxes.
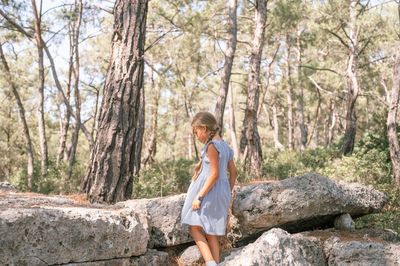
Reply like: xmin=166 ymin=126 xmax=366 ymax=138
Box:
xmin=0 ymin=193 xmax=149 ymax=265
xmin=231 ymin=173 xmax=387 ymax=242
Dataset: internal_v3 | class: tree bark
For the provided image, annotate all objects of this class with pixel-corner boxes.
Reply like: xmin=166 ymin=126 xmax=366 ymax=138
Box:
xmin=296 ymin=28 xmax=307 ymax=150
xmin=0 ymin=44 xmax=34 ymax=189
xmin=341 ymin=0 xmax=360 ymax=156
xmin=387 ymin=4 xmax=400 ymax=187
xmin=239 ymin=0 xmax=267 ymax=177
xmin=80 ymin=0 xmax=148 ymax=203
xmin=214 ymin=0 xmax=237 ymax=137
xmin=284 ymin=34 xmax=294 ymax=151
xmin=32 ymin=0 xmax=48 ymax=179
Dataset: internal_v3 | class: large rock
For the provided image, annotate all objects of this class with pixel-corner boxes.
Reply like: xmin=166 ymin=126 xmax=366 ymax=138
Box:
xmin=65 ymin=249 xmax=169 ymax=266
xmin=297 ymin=228 xmax=400 ymax=265
xmin=178 ymin=244 xmax=244 ymax=266
xmin=220 ymin=228 xmax=325 ymax=265
xmin=324 ymin=236 xmax=400 ymax=265
xmin=178 ymin=245 xmax=203 ymax=265
xmin=0 ymin=193 xmax=149 ymax=265
xmin=232 ymin=173 xmax=387 ymax=241
xmin=119 ymin=194 xmax=192 ymax=248
xmin=334 ymin=213 xmax=355 ymax=231
xmin=0 ymin=182 xmax=19 ymax=192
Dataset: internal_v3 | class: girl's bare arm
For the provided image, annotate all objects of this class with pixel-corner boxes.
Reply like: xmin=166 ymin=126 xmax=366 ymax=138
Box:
xmin=197 ymin=143 xmax=220 ymax=197
xmin=192 ymin=143 xmax=220 ymax=210
xmin=227 ymin=159 xmax=237 ymax=191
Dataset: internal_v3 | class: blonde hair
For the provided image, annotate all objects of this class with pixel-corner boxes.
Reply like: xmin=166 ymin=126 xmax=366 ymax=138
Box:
xmin=191 ymin=112 xmax=220 ymax=181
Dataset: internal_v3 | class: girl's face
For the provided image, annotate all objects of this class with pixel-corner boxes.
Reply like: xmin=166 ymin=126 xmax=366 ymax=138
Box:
xmin=193 ymin=125 xmax=210 ymax=144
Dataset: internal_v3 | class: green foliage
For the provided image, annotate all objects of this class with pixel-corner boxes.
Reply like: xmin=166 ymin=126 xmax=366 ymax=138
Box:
xmin=131 ymin=159 xmax=195 ymax=199
xmin=8 ymin=156 xmax=84 ymax=195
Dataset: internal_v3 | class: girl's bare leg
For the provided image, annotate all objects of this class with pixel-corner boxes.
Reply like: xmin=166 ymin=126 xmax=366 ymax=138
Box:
xmin=189 ymin=226 xmax=215 ymax=262
xmin=205 ymin=233 xmax=220 ymax=263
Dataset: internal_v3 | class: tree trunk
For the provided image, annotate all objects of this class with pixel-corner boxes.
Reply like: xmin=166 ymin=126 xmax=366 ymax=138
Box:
xmin=32 ymin=0 xmax=48 ymax=179
xmin=67 ymin=0 xmax=83 ymax=179
xmin=284 ymin=34 xmax=294 ymax=152
xmin=142 ymin=62 xmax=160 ymax=166
xmin=0 ymin=1 xmax=93 ymax=148
xmin=239 ymin=0 xmax=267 ymax=177
xmin=387 ymin=4 xmax=400 ymax=187
xmin=328 ymin=98 xmax=336 ymax=147
xmin=296 ymin=28 xmax=307 ymax=150
xmin=228 ymin=82 xmax=239 ymax=160
xmin=0 ymin=44 xmax=34 ymax=189
xmin=214 ymin=0 xmax=237 ymax=136
xmin=272 ymin=101 xmax=284 ymax=151
xmin=341 ymin=0 xmax=359 ymax=156
xmin=257 ymin=42 xmax=280 ymax=118
xmin=80 ymin=0 xmax=148 ymax=203
xmin=57 ymin=4 xmax=75 ymax=165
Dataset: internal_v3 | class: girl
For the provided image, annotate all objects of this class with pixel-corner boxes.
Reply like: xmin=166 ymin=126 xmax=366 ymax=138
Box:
xmin=181 ymin=112 xmax=238 ymax=265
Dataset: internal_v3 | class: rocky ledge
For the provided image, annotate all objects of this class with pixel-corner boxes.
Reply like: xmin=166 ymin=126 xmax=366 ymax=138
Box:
xmin=0 ymin=174 xmax=394 ymax=265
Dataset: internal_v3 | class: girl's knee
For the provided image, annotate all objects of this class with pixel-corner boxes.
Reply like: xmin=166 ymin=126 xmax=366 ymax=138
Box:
xmin=205 ymin=233 xmax=218 ymax=240
xmin=189 ymin=225 xmax=203 ymax=234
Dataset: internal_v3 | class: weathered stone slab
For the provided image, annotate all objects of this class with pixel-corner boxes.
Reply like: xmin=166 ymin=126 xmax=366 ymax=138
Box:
xmin=178 ymin=244 xmax=244 ymax=266
xmin=297 ymin=228 xmax=400 ymax=265
xmin=65 ymin=249 xmax=169 ymax=266
xmin=324 ymin=237 xmax=400 ymax=266
xmin=220 ymin=228 xmax=325 ymax=265
xmin=232 ymin=173 xmax=387 ymax=240
xmin=119 ymin=194 xmax=192 ymax=248
xmin=0 ymin=194 xmax=149 ymax=265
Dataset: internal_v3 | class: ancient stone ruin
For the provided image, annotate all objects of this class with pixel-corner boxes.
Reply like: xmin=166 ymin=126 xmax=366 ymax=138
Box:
xmin=1 ymin=174 xmax=399 ymax=265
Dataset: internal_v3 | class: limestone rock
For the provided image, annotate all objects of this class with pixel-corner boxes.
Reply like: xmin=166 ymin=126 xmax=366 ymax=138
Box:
xmin=297 ymin=228 xmax=400 ymax=265
xmin=65 ymin=249 xmax=169 ymax=266
xmin=0 ymin=194 xmax=149 ymax=265
xmin=120 ymin=194 xmax=192 ymax=248
xmin=326 ymin=241 xmax=400 ymax=265
xmin=232 ymin=173 xmax=387 ymax=240
xmin=357 ymin=228 xmax=400 ymax=243
xmin=334 ymin=213 xmax=355 ymax=231
xmin=220 ymin=228 xmax=325 ymax=266
xmin=178 ymin=245 xmax=203 ymax=266
xmin=0 ymin=182 xmax=19 ymax=192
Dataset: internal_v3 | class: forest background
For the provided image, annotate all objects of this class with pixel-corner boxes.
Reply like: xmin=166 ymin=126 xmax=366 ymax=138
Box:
xmin=0 ymin=0 xmax=400 ymax=233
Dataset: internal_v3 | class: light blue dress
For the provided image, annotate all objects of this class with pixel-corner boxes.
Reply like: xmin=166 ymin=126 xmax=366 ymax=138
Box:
xmin=180 ymin=139 xmax=234 ymax=235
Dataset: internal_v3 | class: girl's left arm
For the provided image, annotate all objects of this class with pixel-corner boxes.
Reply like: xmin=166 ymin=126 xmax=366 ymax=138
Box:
xmin=192 ymin=143 xmax=219 ymax=210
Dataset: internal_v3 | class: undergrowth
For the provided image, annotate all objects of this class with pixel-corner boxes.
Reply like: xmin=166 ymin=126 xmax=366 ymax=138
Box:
xmin=7 ymin=126 xmax=400 ymax=234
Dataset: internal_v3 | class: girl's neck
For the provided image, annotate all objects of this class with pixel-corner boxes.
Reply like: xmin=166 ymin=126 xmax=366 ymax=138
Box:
xmin=210 ymin=135 xmax=222 ymax=142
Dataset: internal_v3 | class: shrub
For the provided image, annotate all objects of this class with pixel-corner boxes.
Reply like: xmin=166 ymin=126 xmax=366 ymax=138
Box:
xmin=131 ymin=159 xmax=195 ymax=199
xmin=8 ymin=156 xmax=84 ymax=194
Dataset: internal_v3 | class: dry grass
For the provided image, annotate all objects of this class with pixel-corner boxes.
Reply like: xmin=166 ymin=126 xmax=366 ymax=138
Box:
xmin=304 ymin=230 xmax=388 ymax=243
xmin=62 ymin=193 xmax=89 ymax=205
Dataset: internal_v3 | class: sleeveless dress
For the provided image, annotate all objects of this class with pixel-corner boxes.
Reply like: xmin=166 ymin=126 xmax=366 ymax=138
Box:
xmin=180 ymin=139 xmax=234 ymax=235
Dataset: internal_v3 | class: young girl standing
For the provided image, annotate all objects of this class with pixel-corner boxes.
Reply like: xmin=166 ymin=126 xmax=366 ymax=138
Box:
xmin=181 ymin=112 xmax=238 ymax=265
